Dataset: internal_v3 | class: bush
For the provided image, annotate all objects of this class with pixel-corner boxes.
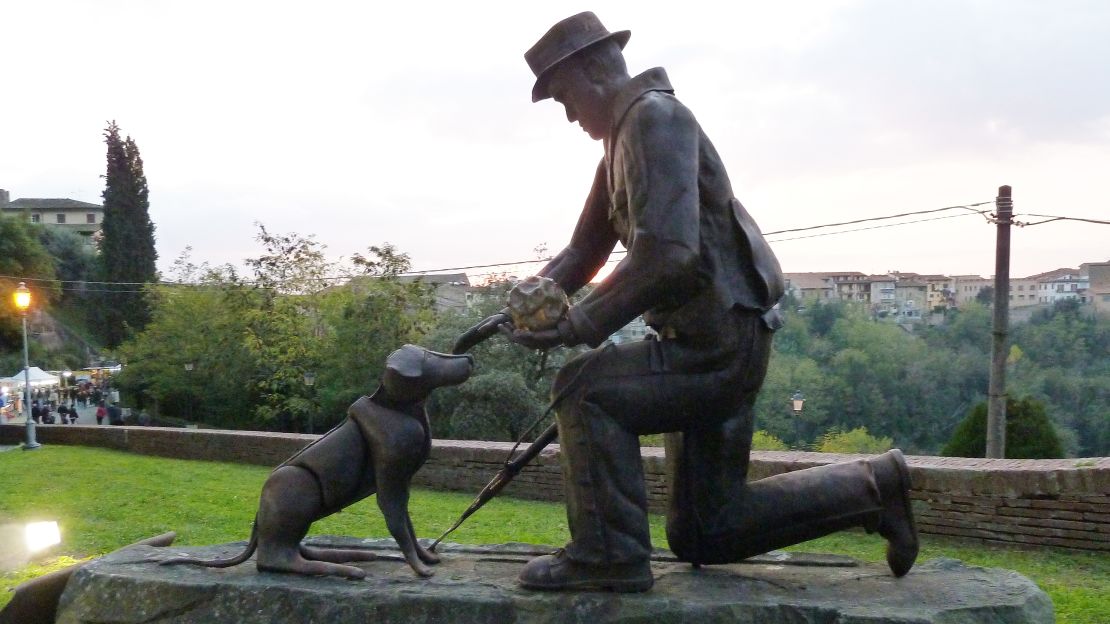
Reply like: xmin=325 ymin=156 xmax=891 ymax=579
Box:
xmin=941 ymin=397 xmax=1064 ymax=459
xmin=815 ymin=427 xmax=893 ymax=454
xmin=752 ymin=430 xmax=788 ymax=450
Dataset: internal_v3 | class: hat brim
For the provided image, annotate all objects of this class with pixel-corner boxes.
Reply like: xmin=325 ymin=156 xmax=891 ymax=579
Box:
xmin=531 ymin=30 xmax=630 ymax=103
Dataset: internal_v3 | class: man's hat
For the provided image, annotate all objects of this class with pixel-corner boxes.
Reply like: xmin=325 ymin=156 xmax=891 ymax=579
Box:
xmin=525 ymin=12 xmax=630 ymax=103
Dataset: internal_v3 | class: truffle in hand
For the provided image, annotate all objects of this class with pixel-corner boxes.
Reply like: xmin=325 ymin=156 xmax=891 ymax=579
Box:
xmin=507 ymin=276 xmax=569 ymax=331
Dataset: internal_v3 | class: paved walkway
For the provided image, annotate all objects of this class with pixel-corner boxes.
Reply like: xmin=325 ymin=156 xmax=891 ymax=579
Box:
xmin=3 ymin=403 xmax=101 ymax=426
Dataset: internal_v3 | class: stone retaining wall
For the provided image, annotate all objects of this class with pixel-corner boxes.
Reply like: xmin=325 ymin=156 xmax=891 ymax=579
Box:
xmin=4 ymin=424 xmax=1107 ymax=552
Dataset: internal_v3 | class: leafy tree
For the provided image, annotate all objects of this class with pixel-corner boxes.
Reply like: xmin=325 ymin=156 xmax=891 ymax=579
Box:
xmin=241 ymin=225 xmax=335 ymax=430
xmin=35 ymin=225 xmax=96 ymax=297
xmin=312 ymin=272 xmax=435 ymax=430
xmin=96 ymin=121 xmax=157 ymax=347
xmin=975 ymin=286 xmax=994 ymax=306
xmin=421 ymin=280 xmax=590 ymax=441
xmin=115 ymin=250 xmax=257 ymax=427
xmin=436 ymin=370 xmax=545 ymax=441
xmin=0 ymin=216 xmax=58 ymax=351
xmin=941 ymin=397 xmax=1064 ymax=459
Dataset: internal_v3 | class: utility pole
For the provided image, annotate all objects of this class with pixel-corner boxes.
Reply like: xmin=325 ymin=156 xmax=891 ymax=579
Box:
xmin=987 ymin=185 xmax=1012 ymax=458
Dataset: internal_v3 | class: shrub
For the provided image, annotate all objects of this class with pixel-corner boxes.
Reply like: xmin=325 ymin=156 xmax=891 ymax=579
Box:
xmin=941 ymin=397 xmax=1064 ymax=459
xmin=752 ymin=430 xmax=788 ymax=450
xmin=815 ymin=427 xmax=893 ymax=454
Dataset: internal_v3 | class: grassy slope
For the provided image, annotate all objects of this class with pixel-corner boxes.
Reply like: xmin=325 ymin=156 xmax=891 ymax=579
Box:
xmin=1 ymin=446 xmax=1105 ymax=623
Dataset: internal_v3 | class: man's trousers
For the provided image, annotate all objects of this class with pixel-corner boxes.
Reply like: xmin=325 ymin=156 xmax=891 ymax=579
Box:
xmin=551 ymin=309 xmax=885 ymax=566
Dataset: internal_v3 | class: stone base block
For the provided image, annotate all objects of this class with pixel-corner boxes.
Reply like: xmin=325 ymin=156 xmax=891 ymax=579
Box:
xmin=56 ymin=537 xmax=1053 ymax=624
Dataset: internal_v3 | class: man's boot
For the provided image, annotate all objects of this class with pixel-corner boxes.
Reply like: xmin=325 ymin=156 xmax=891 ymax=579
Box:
xmin=518 ymin=549 xmax=653 ymax=593
xmin=867 ymin=449 xmax=919 ymax=577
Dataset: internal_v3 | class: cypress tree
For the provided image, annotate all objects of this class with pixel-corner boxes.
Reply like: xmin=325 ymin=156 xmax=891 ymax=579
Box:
xmin=97 ymin=121 xmax=158 ymax=347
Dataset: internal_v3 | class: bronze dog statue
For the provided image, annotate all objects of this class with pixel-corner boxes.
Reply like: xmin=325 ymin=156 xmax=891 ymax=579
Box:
xmin=162 ymin=345 xmax=474 ymax=579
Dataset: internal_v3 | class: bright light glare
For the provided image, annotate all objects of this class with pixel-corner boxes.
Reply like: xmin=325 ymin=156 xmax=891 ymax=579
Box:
xmin=25 ymin=521 xmax=60 ymax=553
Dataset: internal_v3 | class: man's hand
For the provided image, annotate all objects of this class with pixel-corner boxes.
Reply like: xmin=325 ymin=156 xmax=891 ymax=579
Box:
xmin=499 ymin=323 xmax=564 ymax=351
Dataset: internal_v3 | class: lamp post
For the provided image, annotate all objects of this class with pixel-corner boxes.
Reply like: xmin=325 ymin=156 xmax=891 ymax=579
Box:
xmin=303 ymin=371 xmax=316 ymax=435
xmin=791 ymin=390 xmax=806 ymax=447
xmin=14 ymin=283 xmax=40 ymax=450
xmin=62 ymin=369 xmax=72 ymax=409
xmin=184 ymin=362 xmax=194 ymax=423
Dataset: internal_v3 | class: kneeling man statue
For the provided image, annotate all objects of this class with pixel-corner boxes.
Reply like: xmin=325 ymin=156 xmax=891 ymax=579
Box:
xmin=488 ymin=12 xmax=917 ymax=593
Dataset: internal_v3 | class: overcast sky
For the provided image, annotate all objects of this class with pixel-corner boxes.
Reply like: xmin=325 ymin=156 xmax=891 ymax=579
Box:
xmin=3 ymin=0 xmax=1107 ymax=282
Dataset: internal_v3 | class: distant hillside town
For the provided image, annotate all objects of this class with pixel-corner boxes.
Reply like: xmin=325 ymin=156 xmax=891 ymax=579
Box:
xmin=782 ymin=265 xmax=1110 ymax=321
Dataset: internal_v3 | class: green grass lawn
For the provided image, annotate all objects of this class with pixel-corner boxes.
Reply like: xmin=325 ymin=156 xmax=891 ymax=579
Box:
xmin=2 ymin=446 xmax=1106 ymax=622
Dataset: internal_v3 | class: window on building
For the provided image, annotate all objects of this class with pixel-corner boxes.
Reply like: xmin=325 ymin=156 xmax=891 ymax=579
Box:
xmin=56 ymin=213 xmax=66 ymax=224
xmin=86 ymin=213 xmax=96 ymax=224
xmin=31 ymin=214 xmax=40 ymax=223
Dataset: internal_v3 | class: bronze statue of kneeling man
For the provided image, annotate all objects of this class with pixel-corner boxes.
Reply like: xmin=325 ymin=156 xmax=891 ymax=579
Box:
xmin=486 ymin=12 xmax=920 ymax=592
xmin=162 ymin=345 xmax=473 ymax=579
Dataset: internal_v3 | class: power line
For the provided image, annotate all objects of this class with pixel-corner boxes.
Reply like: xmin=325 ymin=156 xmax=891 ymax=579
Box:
xmin=0 ymin=198 xmax=1002 ymax=291
xmin=766 ymin=212 xmax=981 ymax=243
xmin=761 ymin=201 xmax=993 ymax=236
xmin=1013 ymin=213 xmax=1110 ymax=227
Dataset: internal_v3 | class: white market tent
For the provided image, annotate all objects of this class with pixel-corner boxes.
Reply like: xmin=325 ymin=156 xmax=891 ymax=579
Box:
xmin=0 ymin=367 xmax=60 ymax=388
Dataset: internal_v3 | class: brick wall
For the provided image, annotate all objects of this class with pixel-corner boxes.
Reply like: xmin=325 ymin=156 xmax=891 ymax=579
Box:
xmin=4 ymin=424 xmax=1107 ymax=552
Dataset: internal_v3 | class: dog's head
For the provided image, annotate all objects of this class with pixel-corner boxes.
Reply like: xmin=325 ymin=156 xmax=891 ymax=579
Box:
xmin=381 ymin=345 xmax=474 ymax=403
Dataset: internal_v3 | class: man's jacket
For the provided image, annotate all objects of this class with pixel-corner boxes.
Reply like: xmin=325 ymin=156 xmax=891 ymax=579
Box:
xmin=540 ymin=68 xmax=783 ymax=347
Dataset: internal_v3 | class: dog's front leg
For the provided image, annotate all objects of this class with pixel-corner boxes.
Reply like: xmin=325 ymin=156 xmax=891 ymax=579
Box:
xmin=376 ymin=477 xmax=433 ymax=577
xmin=407 ymin=513 xmax=440 ymax=564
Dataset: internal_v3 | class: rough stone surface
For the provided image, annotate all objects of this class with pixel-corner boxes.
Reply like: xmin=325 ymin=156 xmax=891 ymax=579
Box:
xmin=55 ymin=538 xmax=1053 ymax=624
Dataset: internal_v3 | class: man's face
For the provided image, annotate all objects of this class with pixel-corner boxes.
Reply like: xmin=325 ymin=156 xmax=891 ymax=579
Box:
xmin=547 ymin=62 xmax=608 ymax=141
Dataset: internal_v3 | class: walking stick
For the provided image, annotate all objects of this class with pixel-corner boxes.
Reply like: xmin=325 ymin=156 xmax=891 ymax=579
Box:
xmin=430 ymin=312 xmax=595 ymax=551
xmin=429 ymin=421 xmax=558 ymax=551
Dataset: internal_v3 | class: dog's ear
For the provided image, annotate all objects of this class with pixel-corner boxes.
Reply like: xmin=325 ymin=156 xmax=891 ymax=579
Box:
xmin=381 ymin=345 xmax=474 ymax=402
xmin=385 ymin=344 xmax=426 ymax=379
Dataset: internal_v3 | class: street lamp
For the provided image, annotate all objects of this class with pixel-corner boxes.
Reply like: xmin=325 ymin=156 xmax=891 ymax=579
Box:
xmin=791 ymin=390 xmax=805 ymax=447
xmin=303 ymin=371 xmax=316 ymax=435
xmin=14 ymin=282 xmax=40 ymax=450
xmin=791 ymin=391 xmax=806 ymax=415
xmin=184 ymin=362 xmax=195 ymax=423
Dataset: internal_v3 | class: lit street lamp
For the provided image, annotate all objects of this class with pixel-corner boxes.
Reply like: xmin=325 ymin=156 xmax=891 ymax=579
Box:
xmin=14 ymin=282 xmax=40 ymax=450
xmin=791 ymin=390 xmax=805 ymax=447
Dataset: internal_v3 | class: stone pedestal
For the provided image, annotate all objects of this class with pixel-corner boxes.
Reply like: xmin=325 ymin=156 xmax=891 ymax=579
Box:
xmin=56 ymin=537 xmax=1052 ymax=624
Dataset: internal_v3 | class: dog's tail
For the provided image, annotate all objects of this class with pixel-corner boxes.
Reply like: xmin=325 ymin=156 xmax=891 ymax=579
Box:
xmin=160 ymin=520 xmax=259 ymax=569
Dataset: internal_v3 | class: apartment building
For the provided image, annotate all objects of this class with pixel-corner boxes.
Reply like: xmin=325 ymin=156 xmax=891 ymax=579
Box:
xmin=784 ymin=273 xmax=835 ymax=304
xmin=868 ymin=274 xmax=897 ymax=314
xmin=1028 ymin=268 xmax=1087 ymax=305
xmin=920 ymin=275 xmax=955 ymax=311
xmin=827 ymin=272 xmax=871 ymax=303
xmin=1087 ymin=263 xmax=1110 ymax=314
